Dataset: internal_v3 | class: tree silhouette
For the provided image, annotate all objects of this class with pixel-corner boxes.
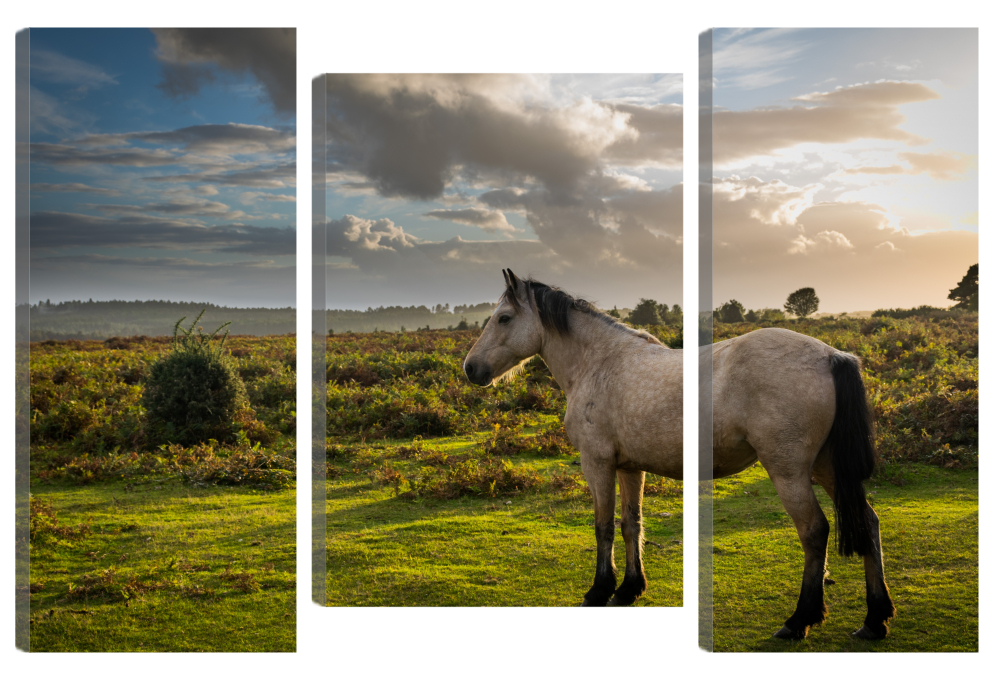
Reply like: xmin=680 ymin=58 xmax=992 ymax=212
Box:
xmin=784 ymin=288 xmax=819 ymax=319
xmin=718 ymin=299 xmax=746 ymax=324
xmin=627 ymin=299 xmax=664 ymax=326
xmin=948 ymin=264 xmax=978 ymax=311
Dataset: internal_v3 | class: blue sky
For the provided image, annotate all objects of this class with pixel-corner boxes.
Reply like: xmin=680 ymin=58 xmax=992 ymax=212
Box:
xmin=29 ymin=28 xmax=296 ymax=307
xmin=325 ymin=74 xmax=683 ymax=311
xmin=709 ymin=28 xmax=977 ymax=311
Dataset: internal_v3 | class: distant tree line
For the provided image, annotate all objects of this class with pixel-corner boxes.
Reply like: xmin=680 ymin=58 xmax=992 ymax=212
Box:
xmin=610 ymin=299 xmax=682 ymax=327
xmin=713 ymin=265 xmax=978 ymax=325
xmin=327 ymin=302 xmax=497 ymax=334
xmin=29 ymin=300 xmax=295 ymax=340
xmin=327 ymin=298 xmax=684 ymax=335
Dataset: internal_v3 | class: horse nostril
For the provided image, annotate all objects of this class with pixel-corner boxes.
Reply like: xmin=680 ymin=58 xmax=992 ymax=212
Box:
xmin=465 ymin=361 xmax=477 ymax=380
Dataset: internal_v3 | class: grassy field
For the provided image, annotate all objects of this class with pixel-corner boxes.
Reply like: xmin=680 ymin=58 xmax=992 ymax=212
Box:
xmin=29 ymin=482 xmax=295 ymax=652
xmin=325 ymin=329 xmax=684 ymax=607
xmin=711 ymin=314 xmax=978 ymax=652
xmin=712 ymin=462 xmax=977 ymax=652
xmin=29 ymin=334 xmax=296 ymax=652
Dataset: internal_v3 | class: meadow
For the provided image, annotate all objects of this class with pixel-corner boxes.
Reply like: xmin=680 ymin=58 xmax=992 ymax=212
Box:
xmin=28 ymin=334 xmax=296 ymax=652
xmin=710 ymin=314 xmax=978 ymax=651
xmin=324 ymin=328 xmax=684 ymax=607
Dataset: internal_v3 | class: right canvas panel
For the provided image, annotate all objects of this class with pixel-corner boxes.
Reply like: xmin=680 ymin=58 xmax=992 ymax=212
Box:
xmin=703 ymin=28 xmax=978 ymax=651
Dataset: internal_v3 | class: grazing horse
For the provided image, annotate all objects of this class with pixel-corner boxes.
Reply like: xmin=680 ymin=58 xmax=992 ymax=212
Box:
xmin=463 ymin=270 xmax=682 ymax=606
xmin=712 ymin=327 xmax=895 ymax=639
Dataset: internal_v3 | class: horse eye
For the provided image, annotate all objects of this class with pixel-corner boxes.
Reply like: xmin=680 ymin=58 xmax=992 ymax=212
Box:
xmin=498 ymin=315 xmax=511 ymax=325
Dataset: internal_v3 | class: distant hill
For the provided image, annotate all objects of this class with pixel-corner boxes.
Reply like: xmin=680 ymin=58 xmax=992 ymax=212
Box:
xmin=29 ymin=300 xmax=295 ymax=341
xmin=26 ymin=299 xmax=500 ymax=340
xmin=326 ymin=302 xmax=496 ymax=334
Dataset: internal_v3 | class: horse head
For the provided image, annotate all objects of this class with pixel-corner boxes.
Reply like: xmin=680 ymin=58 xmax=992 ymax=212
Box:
xmin=463 ymin=269 xmax=544 ymax=386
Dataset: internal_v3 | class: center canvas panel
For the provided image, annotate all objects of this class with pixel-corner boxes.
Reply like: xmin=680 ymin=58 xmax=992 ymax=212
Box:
xmin=319 ymin=74 xmax=684 ymax=606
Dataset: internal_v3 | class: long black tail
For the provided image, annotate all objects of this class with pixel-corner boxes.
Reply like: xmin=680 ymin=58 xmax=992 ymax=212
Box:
xmin=827 ymin=352 xmax=876 ymax=557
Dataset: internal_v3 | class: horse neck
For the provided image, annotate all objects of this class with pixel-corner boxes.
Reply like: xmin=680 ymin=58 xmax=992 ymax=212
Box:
xmin=537 ymin=311 xmax=622 ymax=398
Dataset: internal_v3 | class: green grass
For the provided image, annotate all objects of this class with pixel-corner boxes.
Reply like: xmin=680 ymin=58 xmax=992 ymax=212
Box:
xmin=712 ymin=462 xmax=978 ymax=652
xmin=28 ymin=335 xmax=297 ymax=652
xmin=29 ymin=479 xmax=295 ymax=652
xmin=326 ymin=416 xmax=683 ymax=607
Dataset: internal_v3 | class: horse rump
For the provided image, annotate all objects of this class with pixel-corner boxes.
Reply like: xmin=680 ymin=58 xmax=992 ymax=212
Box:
xmin=827 ymin=352 xmax=876 ymax=557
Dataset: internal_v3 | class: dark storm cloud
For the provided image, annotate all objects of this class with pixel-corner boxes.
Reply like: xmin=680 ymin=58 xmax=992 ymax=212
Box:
xmin=326 ymin=74 xmax=636 ymax=200
xmin=151 ymin=28 xmax=296 ymax=116
xmin=324 ymin=75 xmax=683 ymax=307
xmin=30 ymin=211 xmax=295 ymax=255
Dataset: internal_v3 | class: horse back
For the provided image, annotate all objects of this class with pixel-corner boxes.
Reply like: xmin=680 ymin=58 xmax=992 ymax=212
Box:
xmin=712 ymin=328 xmax=837 ymax=478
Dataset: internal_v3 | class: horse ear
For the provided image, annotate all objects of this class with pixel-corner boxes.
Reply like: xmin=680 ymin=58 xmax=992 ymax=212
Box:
xmin=506 ymin=269 xmax=523 ymax=292
xmin=502 ymin=269 xmax=511 ymax=289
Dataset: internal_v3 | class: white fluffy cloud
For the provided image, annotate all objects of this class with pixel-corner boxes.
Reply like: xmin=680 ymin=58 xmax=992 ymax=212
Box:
xmin=423 ymin=208 xmax=519 ymax=235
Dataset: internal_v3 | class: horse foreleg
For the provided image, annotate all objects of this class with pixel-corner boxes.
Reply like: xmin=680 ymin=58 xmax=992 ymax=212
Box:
xmin=610 ymin=469 xmax=647 ymax=606
xmin=770 ymin=472 xmax=830 ymax=640
xmin=581 ymin=456 xmax=617 ymax=606
xmin=853 ymin=503 xmax=896 ymax=639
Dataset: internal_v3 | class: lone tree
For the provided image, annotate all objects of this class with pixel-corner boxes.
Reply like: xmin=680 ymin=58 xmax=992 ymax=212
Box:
xmin=627 ymin=299 xmax=665 ymax=326
xmin=784 ymin=287 xmax=819 ymax=319
xmin=718 ymin=299 xmax=746 ymax=324
xmin=948 ymin=264 xmax=978 ymax=311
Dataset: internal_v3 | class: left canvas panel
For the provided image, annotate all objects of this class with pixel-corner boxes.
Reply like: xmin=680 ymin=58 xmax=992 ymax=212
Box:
xmin=19 ymin=28 xmax=296 ymax=652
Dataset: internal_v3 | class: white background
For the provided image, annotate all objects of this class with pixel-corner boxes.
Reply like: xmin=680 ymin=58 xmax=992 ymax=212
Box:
xmin=2 ymin=2 xmax=994 ymax=676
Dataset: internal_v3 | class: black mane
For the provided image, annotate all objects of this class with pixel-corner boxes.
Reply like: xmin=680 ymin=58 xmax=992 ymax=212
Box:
xmin=502 ymin=279 xmax=631 ymax=338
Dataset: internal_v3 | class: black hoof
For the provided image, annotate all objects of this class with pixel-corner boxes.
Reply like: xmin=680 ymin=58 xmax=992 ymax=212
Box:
xmin=608 ymin=594 xmax=630 ymax=607
xmin=773 ymin=625 xmax=807 ymax=640
xmin=580 ymin=598 xmax=608 ymax=607
xmin=852 ymin=624 xmax=887 ymax=640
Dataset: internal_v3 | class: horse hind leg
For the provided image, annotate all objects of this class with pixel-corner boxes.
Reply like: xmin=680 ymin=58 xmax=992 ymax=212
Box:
xmin=814 ymin=463 xmax=896 ymax=639
xmin=610 ymin=469 xmax=647 ymax=606
xmin=581 ymin=456 xmax=618 ymax=606
xmin=854 ymin=506 xmax=896 ymax=639
xmin=768 ymin=471 xmax=831 ymax=640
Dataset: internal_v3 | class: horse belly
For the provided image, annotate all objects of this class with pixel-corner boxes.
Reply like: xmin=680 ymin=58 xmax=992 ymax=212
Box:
xmin=616 ymin=430 xmax=683 ymax=479
xmin=712 ymin=438 xmax=758 ymax=479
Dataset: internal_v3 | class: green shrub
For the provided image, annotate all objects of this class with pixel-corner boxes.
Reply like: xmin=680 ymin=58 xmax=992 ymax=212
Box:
xmin=143 ymin=312 xmax=247 ymax=445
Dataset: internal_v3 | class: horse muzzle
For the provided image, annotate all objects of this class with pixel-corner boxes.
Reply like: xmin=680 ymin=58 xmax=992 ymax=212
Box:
xmin=464 ymin=360 xmax=492 ymax=386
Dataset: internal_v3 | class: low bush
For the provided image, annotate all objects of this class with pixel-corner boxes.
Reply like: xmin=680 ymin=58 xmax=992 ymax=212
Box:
xmin=143 ymin=312 xmax=247 ymax=445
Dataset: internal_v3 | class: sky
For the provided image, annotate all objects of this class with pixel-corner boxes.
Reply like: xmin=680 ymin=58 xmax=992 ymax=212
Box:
xmin=710 ymin=28 xmax=978 ymax=312
xmin=324 ymin=74 xmax=683 ymax=311
xmin=29 ymin=28 xmax=296 ymax=307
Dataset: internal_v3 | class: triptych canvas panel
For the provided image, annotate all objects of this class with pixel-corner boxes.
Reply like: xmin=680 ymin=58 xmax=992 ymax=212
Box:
xmin=11 ymin=26 xmax=978 ymax=656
